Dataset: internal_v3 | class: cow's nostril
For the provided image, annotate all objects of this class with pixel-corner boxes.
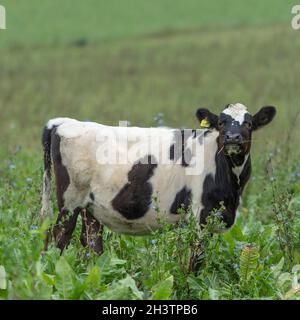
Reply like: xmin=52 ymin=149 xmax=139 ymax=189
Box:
xmin=225 ymin=133 xmax=242 ymax=143
xmin=234 ymin=134 xmax=241 ymax=142
xmin=225 ymin=133 xmax=232 ymax=141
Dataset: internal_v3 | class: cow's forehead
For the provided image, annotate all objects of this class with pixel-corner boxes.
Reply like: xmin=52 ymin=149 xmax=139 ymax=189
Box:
xmin=221 ymin=103 xmax=250 ymax=124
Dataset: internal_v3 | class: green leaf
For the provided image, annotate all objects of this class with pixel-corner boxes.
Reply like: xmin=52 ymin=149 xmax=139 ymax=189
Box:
xmin=291 ymin=265 xmax=300 ymax=274
xmin=97 ymin=252 xmax=126 ymax=271
xmin=240 ymin=244 xmax=259 ymax=282
xmin=284 ymin=285 xmax=300 ymax=299
xmin=208 ymin=288 xmax=219 ymax=300
xmin=0 ymin=265 xmax=7 ymax=290
xmin=97 ymin=275 xmax=143 ymax=300
xmin=84 ymin=266 xmax=101 ymax=292
xmin=271 ymin=257 xmax=285 ymax=278
xmin=42 ymin=273 xmax=56 ymax=286
xmin=151 ymin=275 xmax=173 ymax=300
xmin=55 ymin=256 xmax=75 ymax=299
xmin=277 ymin=272 xmax=291 ymax=288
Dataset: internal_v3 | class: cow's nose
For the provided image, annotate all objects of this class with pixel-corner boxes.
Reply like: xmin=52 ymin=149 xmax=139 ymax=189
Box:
xmin=225 ymin=133 xmax=242 ymax=144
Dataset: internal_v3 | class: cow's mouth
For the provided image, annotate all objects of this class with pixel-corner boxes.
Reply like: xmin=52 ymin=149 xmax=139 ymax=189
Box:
xmin=224 ymin=143 xmax=242 ymax=155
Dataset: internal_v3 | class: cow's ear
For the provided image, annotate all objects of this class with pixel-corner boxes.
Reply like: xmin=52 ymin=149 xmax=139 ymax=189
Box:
xmin=252 ymin=106 xmax=276 ymax=131
xmin=196 ymin=108 xmax=219 ymax=129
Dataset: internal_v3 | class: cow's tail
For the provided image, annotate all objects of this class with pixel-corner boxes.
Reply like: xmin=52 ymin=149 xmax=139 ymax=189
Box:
xmin=40 ymin=123 xmax=55 ymax=220
xmin=40 ymin=118 xmax=73 ymax=220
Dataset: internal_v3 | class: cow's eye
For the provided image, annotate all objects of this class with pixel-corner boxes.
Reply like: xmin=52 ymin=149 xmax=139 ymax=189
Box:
xmin=218 ymin=120 xmax=225 ymax=128
xmin=244 ymin=122 xmax=252 ymax=129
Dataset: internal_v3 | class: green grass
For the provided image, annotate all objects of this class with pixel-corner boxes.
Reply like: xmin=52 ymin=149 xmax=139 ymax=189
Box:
xmin=0 ymin=0 xmax=300 ymax=300
xmin=0 ymin=0 xmax=296 ymax=47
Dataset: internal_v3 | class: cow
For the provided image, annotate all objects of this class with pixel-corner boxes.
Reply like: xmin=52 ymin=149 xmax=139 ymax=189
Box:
xmin=40 ymin=103 xmax=276 ymax=257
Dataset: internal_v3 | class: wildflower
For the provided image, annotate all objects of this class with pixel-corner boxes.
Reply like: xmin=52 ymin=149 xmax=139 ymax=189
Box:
xmin=216 ymin=211 xmax=223 ymax=218
xmin=90 ymin=240 xmax=95 ymax=248
xmin=30 ymin=225 xmax=38 ymax=230
xmin=86 ymin=252 xmax=91 ymax=258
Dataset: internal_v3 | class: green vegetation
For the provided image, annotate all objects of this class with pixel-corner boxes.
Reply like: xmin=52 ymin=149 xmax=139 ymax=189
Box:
xmin=0 ymin=0 xmax=300 ymax=299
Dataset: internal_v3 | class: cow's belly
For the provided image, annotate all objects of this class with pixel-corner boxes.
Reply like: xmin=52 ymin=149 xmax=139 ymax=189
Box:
xmin=91 ymin=203 xmax=181 ymax=235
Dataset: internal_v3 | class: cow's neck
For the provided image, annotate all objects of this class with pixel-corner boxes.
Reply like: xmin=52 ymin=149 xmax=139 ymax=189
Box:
xmin=220 ymin=152 xmax=252 ymax=196
xmin=200 ymin=150 xmax=252 ymax=229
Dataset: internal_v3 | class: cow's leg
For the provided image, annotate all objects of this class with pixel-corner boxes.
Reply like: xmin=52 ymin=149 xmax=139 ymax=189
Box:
xmin=48 ymin=129 xmax=81 ymax=252
xmin=53 ymin=207 xmax=81 ymax=252
xmin=80 ymin=208 xmax=104 ymax=254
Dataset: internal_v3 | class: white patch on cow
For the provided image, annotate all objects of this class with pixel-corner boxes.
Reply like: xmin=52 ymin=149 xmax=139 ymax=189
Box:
xmin=232 ymin=154 xmax=249 ymax=183
xmin=222 ymin=103 xmax=249 ymax=125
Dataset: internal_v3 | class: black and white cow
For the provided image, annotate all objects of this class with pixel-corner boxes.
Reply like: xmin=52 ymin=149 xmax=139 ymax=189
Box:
xmin=40 ymin=103 xmax=276 ymax=254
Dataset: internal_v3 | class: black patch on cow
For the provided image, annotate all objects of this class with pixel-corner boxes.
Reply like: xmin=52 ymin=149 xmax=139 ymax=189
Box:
xmin=42 ymin=127 xmax=52 ymax=168
xmin=196 ymin=108 xmax=219 ymax=129
xmin=42 ymin=125 xmax=59 ymax=181
xmin=227 ymin=153 xmax=246 ymax=167
xmin=169 ymin=144 xmax=175 ymax=161
xmin=111 ymin=155 xmax=157 ymax=220
xmin=244 ymin=113 xmax=253 ymax=124
xmin=53 ymin=206 xmax=81 ymax=251
xmin=89 ymin=192 xmax=95 ymax=202
xmin=170 ymin=186 xmax=192 ymax=214
xmin=204 ymin=129 xmax=212 ymax=137
xmin=169 ymin=129 xmax=195 ymax=167
xmin=200 ymin=152 xmax=241 ymax=229
xmin=51 ymin=130 xmax=70 ymax=211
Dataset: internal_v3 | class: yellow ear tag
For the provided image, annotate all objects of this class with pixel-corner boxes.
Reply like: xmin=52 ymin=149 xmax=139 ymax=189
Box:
xmin=200 ymin=118 xmax=211 ymax=128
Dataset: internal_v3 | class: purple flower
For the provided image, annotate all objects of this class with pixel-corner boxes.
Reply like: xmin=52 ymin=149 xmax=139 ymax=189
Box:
xmin=90 ymin=240 xmax=95 ymax=248
xmin=216 ymin=211 xmax=223 ymax=218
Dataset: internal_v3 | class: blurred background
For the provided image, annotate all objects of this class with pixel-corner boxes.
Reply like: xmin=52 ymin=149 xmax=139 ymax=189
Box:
xmin=0 ymin=0 xmax=299 ymax=155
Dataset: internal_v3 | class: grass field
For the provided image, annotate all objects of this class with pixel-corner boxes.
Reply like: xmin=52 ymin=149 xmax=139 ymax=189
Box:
xmin=0 ymin=1 xmax=300 ymax=299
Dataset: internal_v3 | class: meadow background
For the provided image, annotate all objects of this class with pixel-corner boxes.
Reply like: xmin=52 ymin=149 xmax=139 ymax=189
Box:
xmin=0 ymin=0 xmax=300 ymax=299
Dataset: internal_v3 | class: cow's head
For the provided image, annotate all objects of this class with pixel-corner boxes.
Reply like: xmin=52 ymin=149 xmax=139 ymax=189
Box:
xmin=196 ymin=103 xmax=276 ymax=158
